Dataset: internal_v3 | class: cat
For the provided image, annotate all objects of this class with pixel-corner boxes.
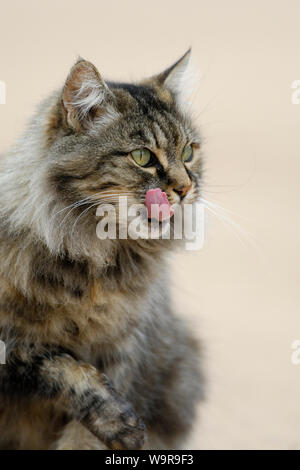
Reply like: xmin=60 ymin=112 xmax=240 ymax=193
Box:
xmin=0 ymin=50 xmax=205 ymax=450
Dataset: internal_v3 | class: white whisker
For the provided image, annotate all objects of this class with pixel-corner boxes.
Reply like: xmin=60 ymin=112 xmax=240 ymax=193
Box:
xmin=70 ymin=202 xmax=101 ymax=238
xmin=54 ymin=191 xmax=135 ymax=229
xmin=200 ymin=196 xmax=260 ymax=252
xmin=201 ymin=196 xmax=250 ymax=221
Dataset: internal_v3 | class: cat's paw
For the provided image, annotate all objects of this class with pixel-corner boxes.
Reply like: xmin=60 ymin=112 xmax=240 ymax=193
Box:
xmin=80 ymin=390 xmax=146 ymax=450
xmin=104 ymin=409 xmax=146 ymax=450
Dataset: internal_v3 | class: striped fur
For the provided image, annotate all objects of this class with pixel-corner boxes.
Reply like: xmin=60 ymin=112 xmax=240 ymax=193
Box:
xmin=0 ymin=51 xmax=204 ymax=449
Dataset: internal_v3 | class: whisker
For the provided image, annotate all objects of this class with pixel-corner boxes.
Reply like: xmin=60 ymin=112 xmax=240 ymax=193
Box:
xmin=54 ymin=190 xmax=135 ymax=217
xmin=69 ymin=194 xmax=135 ymax=237
xmin=201 ymin=197 xmax=259 ymax=252
xmin=93 ymin=196 xmax=134 ymax=203
xmin=70 ymin=202 xmax=101 ymax=238
xmin=54 ymin=196 xmax=95 ymax=217
xmin=69 ymin=193 xmax=141 ymax=237
xmin=57 ymin=199 xmax=94 ymax=230
xmin=53 ymin=195 xmax=105 ymax=229
xmin=204 ymin=205 xmax=248 ymax=248
xmin=54 ymin=191 xmax=135 ymax=228
xmin=95 ymin=197 xmax=130 ymax=202
xmin=88 ymin=190 xmax=133 ymax=197
xmin=201 ymin=196 xmax=250 ymax=221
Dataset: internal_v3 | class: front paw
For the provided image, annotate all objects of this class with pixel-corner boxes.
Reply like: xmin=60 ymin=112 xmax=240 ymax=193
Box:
xmin=104 ymin=408 xmax=146 ymax=450
xmin=80 ymin=391 xmax=146 ymax=450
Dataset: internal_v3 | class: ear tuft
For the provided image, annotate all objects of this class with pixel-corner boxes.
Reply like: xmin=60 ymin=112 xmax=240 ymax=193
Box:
xmin=156 ymin=49 xmax=198 ymax=111
xmin=62 ymin=59 xmax=110 ymax=131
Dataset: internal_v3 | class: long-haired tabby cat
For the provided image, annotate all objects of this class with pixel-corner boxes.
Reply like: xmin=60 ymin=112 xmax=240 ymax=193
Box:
xmin=0 ymin=50 xmax=204 ymax=450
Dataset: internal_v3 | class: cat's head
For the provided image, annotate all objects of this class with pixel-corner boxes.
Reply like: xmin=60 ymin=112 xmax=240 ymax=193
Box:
xmin=44 ymin=50 xmax=202 ymax=254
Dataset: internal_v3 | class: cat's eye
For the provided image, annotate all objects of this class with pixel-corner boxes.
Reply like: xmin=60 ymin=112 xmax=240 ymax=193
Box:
xmin=182 ymin=145 xmax=193 ymax=163
xmin=131 ymin=148 xmax=152 ymax=167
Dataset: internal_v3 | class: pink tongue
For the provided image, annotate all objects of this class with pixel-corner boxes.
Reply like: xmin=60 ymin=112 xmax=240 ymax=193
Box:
xmin=145 ymin=188 xmax=174 ymax=221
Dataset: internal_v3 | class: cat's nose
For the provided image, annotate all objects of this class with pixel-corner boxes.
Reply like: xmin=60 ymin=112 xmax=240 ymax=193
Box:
xmin=173 ymin=183 xmax=192 ymax=199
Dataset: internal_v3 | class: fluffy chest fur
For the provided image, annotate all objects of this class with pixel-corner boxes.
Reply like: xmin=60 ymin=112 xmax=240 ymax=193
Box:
xmin=0 ymin=235 xmax=167 ymax=363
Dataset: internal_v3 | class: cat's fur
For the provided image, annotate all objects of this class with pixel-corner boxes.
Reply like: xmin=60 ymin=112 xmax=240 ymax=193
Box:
xmin=0 ymin=50 xmax=204 ymax=449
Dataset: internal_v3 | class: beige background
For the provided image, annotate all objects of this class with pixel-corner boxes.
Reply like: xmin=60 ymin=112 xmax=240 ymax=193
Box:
xmin=1 ymin=0 xmax=300 ymax=450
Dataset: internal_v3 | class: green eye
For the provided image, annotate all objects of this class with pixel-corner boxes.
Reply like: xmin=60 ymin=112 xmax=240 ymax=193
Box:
xmin=131 ymin=148 xmax=152 ymax=167
xmin=182 ymin=145 xmax=193 ymax=163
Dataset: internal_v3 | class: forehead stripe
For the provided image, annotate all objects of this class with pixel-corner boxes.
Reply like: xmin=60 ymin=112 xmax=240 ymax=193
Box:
xmin=152 ymin=122 xmax=168 ymax=148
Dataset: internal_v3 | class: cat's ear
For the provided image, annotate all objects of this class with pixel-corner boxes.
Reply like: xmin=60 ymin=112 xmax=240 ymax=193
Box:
xmin=155 ymin=49 xmax=197 ymax=110
xmin=62 ymin=59 xmax=114 ymax=131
